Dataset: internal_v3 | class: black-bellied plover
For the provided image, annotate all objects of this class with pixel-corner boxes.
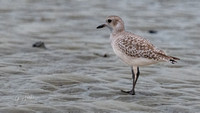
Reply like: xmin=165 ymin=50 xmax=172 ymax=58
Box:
xmin=97 ymin=15 xmax=180 ymax=95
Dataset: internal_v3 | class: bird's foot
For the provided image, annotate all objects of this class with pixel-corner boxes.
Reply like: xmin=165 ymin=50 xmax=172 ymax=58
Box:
xmin=121 ymin=89 xmax=135 ymax=95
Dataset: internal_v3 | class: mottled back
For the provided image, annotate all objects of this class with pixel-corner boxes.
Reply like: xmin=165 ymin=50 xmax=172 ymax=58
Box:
xmin=116 ymin=32 xmax=168 ymax=61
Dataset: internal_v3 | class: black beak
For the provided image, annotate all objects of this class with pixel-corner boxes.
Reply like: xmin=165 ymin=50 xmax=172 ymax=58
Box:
xmin=96 ymin=24 xmax=106 ymax=29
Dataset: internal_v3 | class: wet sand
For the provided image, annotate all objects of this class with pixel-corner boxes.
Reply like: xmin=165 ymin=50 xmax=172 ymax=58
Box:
xmin=0 ymin=0 xmax=200 ymax=113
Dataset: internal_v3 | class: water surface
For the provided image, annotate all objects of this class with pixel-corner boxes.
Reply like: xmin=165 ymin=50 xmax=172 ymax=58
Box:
xmin=0 ymin=0 xmax=199 ymax=113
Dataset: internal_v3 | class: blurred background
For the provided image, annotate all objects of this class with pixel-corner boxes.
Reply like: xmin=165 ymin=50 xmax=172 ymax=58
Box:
xmin=0 ymin=0 xmax=199 ymax=113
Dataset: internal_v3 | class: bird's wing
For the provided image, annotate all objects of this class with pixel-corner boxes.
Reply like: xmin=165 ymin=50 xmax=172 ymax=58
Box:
xmin=116 ymin=33 xmax=168 ymax=61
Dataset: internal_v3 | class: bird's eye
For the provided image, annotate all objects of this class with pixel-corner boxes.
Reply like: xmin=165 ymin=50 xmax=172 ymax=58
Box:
xmin=107 ymin=19 xmax=112 ymax=23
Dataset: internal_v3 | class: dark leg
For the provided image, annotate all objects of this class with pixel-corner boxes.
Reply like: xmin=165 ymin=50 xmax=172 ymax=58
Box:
xmin=135 ymin=67 xmax=140 ymax=84
xmin=121 ymin=66 xmax=140 ymax=95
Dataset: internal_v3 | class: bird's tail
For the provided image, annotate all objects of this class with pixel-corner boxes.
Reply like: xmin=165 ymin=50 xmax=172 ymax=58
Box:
xmin=168 ymin=56 xmax=180 ymax=64
xmin=155 ymin=52 xmax=180 ymax=64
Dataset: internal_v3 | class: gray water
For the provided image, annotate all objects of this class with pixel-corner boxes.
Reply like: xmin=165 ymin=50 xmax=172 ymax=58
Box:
xmin=0 ymin=0 xmax=200 ymax=113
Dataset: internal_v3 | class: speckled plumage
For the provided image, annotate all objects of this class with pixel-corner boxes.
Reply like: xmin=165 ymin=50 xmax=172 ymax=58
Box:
xmin=97 ymin=15 xmax=179 ymax=95
xmin=115 ymin=32 xmax=170 ymax=61
xmin=105 ymin=16 xmax=179 ymax=66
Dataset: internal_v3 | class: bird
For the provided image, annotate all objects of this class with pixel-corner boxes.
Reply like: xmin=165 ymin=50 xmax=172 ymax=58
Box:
xmin=96 ymin=15 xmax=180 ymax=95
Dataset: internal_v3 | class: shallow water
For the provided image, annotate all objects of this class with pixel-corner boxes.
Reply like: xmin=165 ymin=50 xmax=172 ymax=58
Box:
xmin=0 ymin=0 xmax=200 ymax=113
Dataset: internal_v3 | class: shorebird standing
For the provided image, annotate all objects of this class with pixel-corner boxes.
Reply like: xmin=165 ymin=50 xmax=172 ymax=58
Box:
xmin=97 ymin=15 xmax=180 ymax=95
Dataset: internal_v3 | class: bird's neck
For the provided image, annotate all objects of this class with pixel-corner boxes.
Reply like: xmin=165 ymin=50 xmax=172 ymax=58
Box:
xmin=112 ymin=24 xmax=125 ymax=35
xmin=111 ymin=29 xmax=125 ymax=37
xmin=110 ymin=30 xmax=124 ymax=44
